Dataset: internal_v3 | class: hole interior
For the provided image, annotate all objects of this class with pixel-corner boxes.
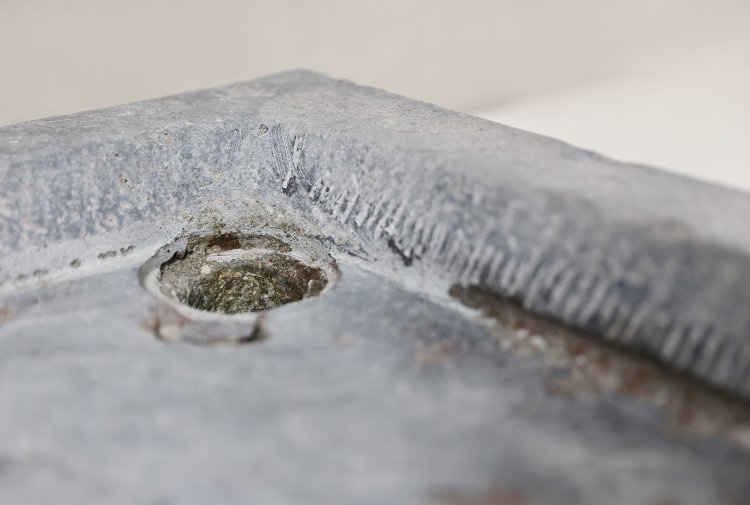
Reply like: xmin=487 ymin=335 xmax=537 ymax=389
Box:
xmin=151 ymin=231 xmax=335 ymax=315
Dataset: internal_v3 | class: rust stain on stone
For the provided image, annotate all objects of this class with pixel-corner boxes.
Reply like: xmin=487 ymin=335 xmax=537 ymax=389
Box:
xmin=450 ymin=285 xmax=750 ymax=445
xmin=413 ymin=340 xmax=463 ymax=366
xmin=206 ymin=232 xmax=242 ymax=251
xmin=0 ymin=304 xmax=14 ymax=325
xmin=432 ymin=485 xmax=528 ymax=505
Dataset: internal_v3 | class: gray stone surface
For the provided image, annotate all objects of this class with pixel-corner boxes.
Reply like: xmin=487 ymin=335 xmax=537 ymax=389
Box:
xmin=1 ymin=71 xmax=750 ymax=503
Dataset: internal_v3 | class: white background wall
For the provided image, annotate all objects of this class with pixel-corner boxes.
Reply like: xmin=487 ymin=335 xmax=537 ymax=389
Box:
xmin=477 ymin=43 xmax=750 ymax=191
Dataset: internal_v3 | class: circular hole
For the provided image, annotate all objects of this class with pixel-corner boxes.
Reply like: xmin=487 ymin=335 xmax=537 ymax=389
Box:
xmin=143 ymin=231 xmax=337 ymax=317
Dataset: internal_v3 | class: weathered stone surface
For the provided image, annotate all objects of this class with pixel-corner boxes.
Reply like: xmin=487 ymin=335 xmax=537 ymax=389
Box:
xmin=1 ymin=71 xmax=750 ymax=503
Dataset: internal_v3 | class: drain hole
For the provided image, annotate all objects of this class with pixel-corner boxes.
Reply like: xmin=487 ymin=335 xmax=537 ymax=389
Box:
xmin=183 ymin=255 xmax=326 ymax=313
xmin=156 ymin=232 xmax=333 ymax=315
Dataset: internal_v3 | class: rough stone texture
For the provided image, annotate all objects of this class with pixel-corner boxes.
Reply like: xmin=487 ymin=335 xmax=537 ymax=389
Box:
xmin=1 ymin=71 xmax=750 ymax=503
xmin=157 ymin=232 xmax=330 ymax=314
